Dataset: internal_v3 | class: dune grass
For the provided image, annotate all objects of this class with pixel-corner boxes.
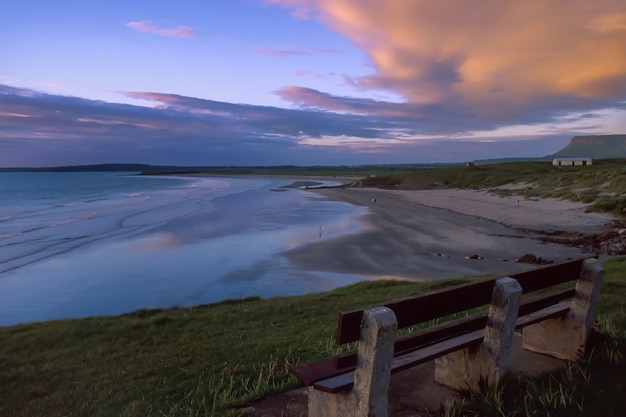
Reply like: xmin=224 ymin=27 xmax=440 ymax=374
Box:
xmin=360 ymin=159 xmax=626 ymax=216
xmin=1 ymin=257 xmax=625 ymax=417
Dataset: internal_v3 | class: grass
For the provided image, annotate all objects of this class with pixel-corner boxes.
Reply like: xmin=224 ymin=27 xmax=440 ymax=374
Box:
xmin=436 ymin=256 xmax=626 ymax=417
xmin=139 ymin=162 xmax=455 ymax=179
xmin=1 ymin=258 xmax=625 ymax=417
xmin=0 ymin=278 xmax=469 ymax=417
xmin=359 ymin=159 xmax=626 ymax=216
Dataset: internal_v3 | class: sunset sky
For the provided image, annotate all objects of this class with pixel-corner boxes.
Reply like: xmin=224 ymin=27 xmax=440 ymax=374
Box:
xmin=1 ymin=0 xmax=625 ymax=167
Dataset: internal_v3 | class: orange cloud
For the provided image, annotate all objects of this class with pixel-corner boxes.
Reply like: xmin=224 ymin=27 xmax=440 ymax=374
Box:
xmin=126 ymin=21 xmax=197 ymax=38
xmin=269 ymin=0 xmax=626 ymax=118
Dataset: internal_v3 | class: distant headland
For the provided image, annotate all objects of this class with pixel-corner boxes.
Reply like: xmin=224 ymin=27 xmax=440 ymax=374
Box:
xmin=1 ymin=134 xmax=624 ymax=173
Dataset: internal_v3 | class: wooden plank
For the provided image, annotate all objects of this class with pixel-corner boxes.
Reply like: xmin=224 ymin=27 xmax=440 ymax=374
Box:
xmin=315 ymin=329 xmax=486 ymax=393
xmin=337 ymin=279 xmax=494 ymax=344
xmin=312 ymin=372 xmax=355 ymax=394
xmin=336 ymin=258 xmax=585 ymax=345
xmin=516 ymin=302 xmax=570 ymax=328
xmin=510 ymin=259 xmax=584 ymax=293
xmin=291 ymin=356 xmax=343 ymax=386
xmin=390 ymin=328 xmax=484 ymax=374
xmin=518 ymin=289 xmax=574 ymax=316
xmin=335 ymin=310 xmax=489 ymax=369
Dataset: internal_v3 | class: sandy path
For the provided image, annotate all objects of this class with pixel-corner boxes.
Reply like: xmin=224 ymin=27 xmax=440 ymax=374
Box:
xmin=286 ymin=187 xmax=614 ymax=281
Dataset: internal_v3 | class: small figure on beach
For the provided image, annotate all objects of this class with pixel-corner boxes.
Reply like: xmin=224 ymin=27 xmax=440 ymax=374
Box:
xmin=318 ymin=225 xmax=322 ymax=238
xmin=372 ymin=198 xmax=377 ymax=203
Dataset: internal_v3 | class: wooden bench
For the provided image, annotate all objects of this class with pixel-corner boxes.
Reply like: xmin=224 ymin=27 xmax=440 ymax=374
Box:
xmin=292 ymin=257 xmax=604 ymax=417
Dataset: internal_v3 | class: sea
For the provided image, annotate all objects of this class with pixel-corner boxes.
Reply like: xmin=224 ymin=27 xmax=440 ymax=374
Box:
xmin=0 ymin=172 xmax=368 ymax=326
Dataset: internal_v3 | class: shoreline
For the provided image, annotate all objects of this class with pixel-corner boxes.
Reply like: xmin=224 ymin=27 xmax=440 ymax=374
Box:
xmin=286 ymin=186 xmax=616 ymax=281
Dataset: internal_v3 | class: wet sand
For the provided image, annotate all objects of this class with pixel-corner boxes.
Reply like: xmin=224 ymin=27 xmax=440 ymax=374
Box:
xmin=287 ymin=187 xmax=615 ymax=281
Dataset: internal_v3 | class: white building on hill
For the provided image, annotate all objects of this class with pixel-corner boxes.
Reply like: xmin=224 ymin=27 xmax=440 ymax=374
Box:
xmin=552 ymin=157 xmax=593 ymax=166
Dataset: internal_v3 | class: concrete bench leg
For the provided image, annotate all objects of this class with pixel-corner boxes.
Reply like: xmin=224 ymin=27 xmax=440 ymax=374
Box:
xmin=308 ymin=306 xmax=397 ymax=417
xmin=435 ymin=277 xmax=522 ymax=391
xmin=523 ymin=258 xmax=604 ymax=360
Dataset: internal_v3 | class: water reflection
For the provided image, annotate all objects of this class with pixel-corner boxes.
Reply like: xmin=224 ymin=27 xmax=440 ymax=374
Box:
xmin=0 ymin=177 xmax=369 ymax=326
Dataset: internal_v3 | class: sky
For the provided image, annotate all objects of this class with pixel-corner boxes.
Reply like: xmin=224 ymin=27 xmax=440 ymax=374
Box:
xmin=1 ymin=0 xmax=625 ymax=167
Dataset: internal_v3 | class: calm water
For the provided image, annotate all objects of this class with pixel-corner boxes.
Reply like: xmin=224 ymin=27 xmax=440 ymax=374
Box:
xmin=0 ymin=172 xmax=367 ymax=326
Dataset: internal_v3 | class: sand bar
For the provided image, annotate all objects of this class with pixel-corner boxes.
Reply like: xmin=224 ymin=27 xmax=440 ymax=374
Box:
xmin=287 ymin=186 xmax=615 ymax=281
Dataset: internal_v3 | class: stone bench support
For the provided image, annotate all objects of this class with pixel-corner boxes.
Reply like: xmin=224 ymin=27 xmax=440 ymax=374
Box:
xmin=308 ymin=306 xmax=397 ymax=417
xmin=434 ymin=277 xmax=522 ymax=391
xmin=523 ymin=258 xmax=604 ymax=360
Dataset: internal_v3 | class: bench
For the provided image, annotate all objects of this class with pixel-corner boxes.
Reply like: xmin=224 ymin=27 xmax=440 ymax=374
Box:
xmin=292 ymin=257 xmax=604 ymax=417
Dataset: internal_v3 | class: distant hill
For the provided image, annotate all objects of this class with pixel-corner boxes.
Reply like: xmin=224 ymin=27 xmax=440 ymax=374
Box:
xmin=553 ymin=134 xmax=626 ymax=158
xmin=0 ymin=164 xmax=196 ymax=173
xmin=0 ymin=163 xmax=154 ymax=172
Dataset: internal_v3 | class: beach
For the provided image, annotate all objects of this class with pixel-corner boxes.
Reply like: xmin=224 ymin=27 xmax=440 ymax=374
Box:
xmin=0 ymin=172 xmax=617 ymax=326
xmin=286 ymin=186 xmax=615 ymax=280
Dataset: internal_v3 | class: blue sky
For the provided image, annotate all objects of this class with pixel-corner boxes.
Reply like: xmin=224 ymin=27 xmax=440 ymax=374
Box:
xmin=1 ymin=0 xmax=625 ymax=167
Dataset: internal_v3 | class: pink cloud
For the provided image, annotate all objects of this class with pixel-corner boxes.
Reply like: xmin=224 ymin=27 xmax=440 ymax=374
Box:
xmin=0 ymin=75 xmax=18 ymax=86
xmin=76 ymin=117 xmax=158 ymax=129
xmin=0 ymin=111 xmax=37 ymax=118
xmin=41 ymin=81 xmax=62 ymax=89
xmin=126 ymin=21 xmax=197 ymax=38
xmin=255 ymin=47 xmax=339 ymax=57
xmin=268 ymin=0 xmax=626 ymax=120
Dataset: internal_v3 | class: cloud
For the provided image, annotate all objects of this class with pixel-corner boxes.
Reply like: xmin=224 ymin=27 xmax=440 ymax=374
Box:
xmin=0 ymin=84 xmax=596 ymax=167
xmin=262 ymin=0 xmax=318 ymax=19
xmin=5 ymin=1 xmax=625 ymax=167
xmin=126 ymin=21 xmax=197 ymax=38
xmin=267 ymin=0 xmax=626 ymax=120
xmin=255 ymin=47 xmax=340 ymax=57
xmin=40 ymin=81 xmax=62 ymax=89
xmin=0 ymin=75 xmax=16 ymax=84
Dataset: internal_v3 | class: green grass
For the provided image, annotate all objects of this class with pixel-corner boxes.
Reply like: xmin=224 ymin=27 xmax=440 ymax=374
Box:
xmin=139 ymin=163 xmax=457 ymax=179
xmin=1 ymin=258 xmax=625 ymax=417
xmin=359 ymin=159 xmax=626 ymax=216
xmin=0 ymin=278 xmax=470 ymax=417
xmin=436 ymin=256 xmax=626 ymax=417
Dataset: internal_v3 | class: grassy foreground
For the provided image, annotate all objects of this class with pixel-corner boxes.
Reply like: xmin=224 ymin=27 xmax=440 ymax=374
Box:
xmin=1 ymin=257 xmax=625 ymax=417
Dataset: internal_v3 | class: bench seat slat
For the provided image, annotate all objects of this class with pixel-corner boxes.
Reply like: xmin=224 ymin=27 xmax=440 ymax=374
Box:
xmin=291 ymin=356 xmax=341 ymax=387
xmin=519 ymin=289 xmax=574 ymax=316
xmin=335 ymin=311 xmax=489 ymax=370
xmin=391 ymin=328 xmax=485 ymax=374
xmin=293 ymin=311 xmax=489 ymax=386
xmin=515 ymin=302 xmax=570 ymax=328
xmin=314 ymin=329 xmax=486 ymax=393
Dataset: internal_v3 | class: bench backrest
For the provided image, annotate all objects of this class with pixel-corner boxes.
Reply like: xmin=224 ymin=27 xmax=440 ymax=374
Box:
xmin=336 ymin=258 xmax=585 ymax=345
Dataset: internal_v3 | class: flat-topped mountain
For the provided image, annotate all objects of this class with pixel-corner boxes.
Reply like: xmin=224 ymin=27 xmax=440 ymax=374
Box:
xmin=553 ymin=134 xmax=626 ymax=158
